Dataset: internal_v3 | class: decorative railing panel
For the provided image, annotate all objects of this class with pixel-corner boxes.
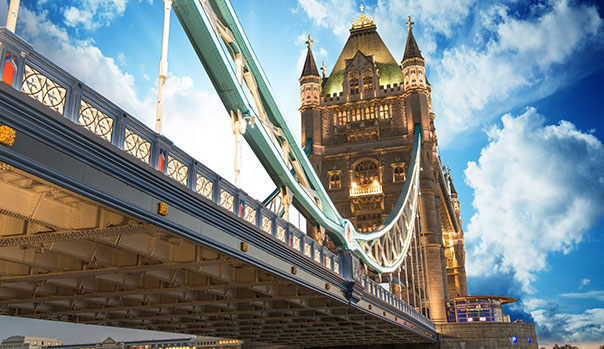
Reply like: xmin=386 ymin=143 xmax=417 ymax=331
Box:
xmin=220 ymin=189 xmax=234 ymax=211
xmin=195 ymin=173 xmax=214 ymax=200
xmin=276 ymin=225 xmax=286 ymax=243
xmin=292 ymin=235 xmax=300 ymax=251
xmin=123 ymin=128 xmax=151 ymax=164
xmin=78 ymin=100 xmax=114 ymax=142
xmin=244 ymin=205 xmax=256 ymax=224
xmin=21 ymin=64 xmax=67 ymax=115
xmin=261 ymin=215 xmax=272 ymax=234
xmin=166 ymin=155 xmax=188 ymax=186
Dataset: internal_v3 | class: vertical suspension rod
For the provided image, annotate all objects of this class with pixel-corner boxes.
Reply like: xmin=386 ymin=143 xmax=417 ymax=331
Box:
xmin=422 ymin=222 xmax=432 ymax=319
xmin=413 ymin=219 xmax=422 ymax=314
xmin=417 ymin=212 xmax=428 ymax=317
xmin=404 ymin=253 xmax=410 ymax=304
xmin=155 ymin=0 xmax=173 ymax=134
xmin=5 ymin=0 xmax=20 ymax=33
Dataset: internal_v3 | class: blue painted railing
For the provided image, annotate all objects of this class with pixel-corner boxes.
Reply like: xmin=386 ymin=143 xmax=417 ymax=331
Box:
xmin=0 ymin=28 xmax=434 ymax=332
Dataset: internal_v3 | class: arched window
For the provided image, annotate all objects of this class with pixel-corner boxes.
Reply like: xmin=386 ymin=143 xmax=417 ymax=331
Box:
xmin=392 ymin=163 xmax=406 ymax=182
xmin=379 ymin=103 xmax=390 ymax=119
xmin=354 ymin=159 xmax=379 ymax=185
xmin=365 ymin=104 xmax=375 ymax=119
xmin=350 ymin=78 xmax=359 ymax=95
xmin=363 ymin=76 xmax=373 ymax=92
xmin=329 ymin=170 xmax=341 ymax=189
xmin=337 ymin=110 xmax=347 ymax=125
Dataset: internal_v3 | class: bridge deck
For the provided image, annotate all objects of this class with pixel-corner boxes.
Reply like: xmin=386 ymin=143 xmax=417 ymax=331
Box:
xmin=0 ymin=28 xmax=436 ymax=346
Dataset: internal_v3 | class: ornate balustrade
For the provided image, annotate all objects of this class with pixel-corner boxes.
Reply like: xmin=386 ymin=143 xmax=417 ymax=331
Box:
xmin=0 ymin=28 xmax=434 ymax=332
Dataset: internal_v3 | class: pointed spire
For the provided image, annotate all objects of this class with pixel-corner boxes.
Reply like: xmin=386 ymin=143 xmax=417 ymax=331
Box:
xmin=301 ymin=35 xmax=320 ymax=78
xmin=403 ymin=16 xmax=423 ymax=61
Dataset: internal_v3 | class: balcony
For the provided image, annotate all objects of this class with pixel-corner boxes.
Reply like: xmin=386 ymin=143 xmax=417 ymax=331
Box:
xmin=349 ymin=182 xmax=383 ymax=197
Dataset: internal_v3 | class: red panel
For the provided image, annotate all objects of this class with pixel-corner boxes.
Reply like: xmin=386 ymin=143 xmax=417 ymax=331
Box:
xmin=157 ymin=154 xmax=164 ymax=172
xmin=2 ymin=61 xmax=14 ymax=86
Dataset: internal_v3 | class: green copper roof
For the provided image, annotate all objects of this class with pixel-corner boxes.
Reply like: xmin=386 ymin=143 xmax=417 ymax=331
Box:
xmin=322 ymin=25 xmax=403 ymax=96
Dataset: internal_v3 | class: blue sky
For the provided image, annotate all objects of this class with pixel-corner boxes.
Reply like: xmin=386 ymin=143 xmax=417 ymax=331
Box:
xmin=1 ymin=0 xmax=603 ymax=347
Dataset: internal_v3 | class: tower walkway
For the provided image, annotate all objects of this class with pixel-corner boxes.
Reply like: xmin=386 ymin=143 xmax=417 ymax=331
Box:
xmin=0 ymin=28 xmax=436 ymax=346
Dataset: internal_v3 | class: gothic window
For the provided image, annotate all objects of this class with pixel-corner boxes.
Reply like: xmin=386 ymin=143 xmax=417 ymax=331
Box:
xmin=351 ymin=108 xmax=361 ymax=122
xmin=354 ymin=159 xmax=379 ymax=186
xmin=350 ymin=78 xmax=359 ymax=95
xmin=365 ymin=105 xmax=375 ymax=120
xmin=379 ymin=103 xmax=390 ymax=119
xmin=328 ymin=170 xmax=341 ymax=189
xmin=392 ymin=163 xmax=406 ymax=182
xmin=337 ymin=110 xmax=347 ymax=125
xmin=313 ymin=86 xmax=319 ymax=103
xmin=363 ymin=76 xmax=373 ymax=92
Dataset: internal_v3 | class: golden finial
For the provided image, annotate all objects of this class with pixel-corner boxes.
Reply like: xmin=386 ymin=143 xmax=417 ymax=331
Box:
xmin=406 ymin=16 xmax=414 ymax=31
xmin=321 ymin=61 xmax=328 ymax=78
xmin=305 ymin=34 xmax=313 ymax=49
xmin=352 ymin=4 xmax=374 ymax=29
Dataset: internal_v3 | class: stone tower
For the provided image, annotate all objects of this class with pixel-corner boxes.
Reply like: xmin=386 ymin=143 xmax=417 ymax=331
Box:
xmin=299 ymin=10 xmax=467 ymax=323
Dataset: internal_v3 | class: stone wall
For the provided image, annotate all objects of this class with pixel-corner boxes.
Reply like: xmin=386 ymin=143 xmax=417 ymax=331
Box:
xmin=437 ymin=322 xmax=538 ymax=349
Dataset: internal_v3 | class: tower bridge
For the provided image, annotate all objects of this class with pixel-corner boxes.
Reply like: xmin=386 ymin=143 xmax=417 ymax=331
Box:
xmin=0 ymin=26 xmax=436 ymax=346
xmin=0 ymin=0 xmax=525 ymax=347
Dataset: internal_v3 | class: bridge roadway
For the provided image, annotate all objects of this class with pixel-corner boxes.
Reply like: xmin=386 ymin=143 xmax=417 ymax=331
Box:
xmin=0 ymin=28 xmax=436 ymax=346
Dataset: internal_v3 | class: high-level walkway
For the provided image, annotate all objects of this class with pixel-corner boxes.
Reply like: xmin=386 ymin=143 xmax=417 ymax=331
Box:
xmin=0 ymin=29 xmax=436 ymax=346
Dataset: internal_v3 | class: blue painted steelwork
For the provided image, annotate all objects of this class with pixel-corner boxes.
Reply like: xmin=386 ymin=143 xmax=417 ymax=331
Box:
xmin=0 ymin=28 xmax=435 ymax=335
xmin=171 ymin=0 xmax=423 ymax=273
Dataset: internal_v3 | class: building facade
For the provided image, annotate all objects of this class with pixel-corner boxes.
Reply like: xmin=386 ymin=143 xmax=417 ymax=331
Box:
xmin=0 ymin=336 xmax=62 ymax=349
xmin=299 ymin=9 xmax=468 ymax=323
xmin=47 ymin=337 xmax=241 ymax=349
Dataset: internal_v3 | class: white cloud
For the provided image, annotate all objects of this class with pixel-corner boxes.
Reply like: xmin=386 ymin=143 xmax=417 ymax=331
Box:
xmin=433 ymin=0 xmax=603 ymax=144
xmin=297 ymin=0 xmax=356 ymax=39
xmin=464 ymin=108 xmax=604 ymax=292
xmin=532 ymin=307 xmax=604 ymax=343
xmin=561 ymin=290 xmax=604 ymax=302
xmin=580 ymin=278 xmax=591 ymax=289
xmin=63 ymin=0 xmax=128 ymax=30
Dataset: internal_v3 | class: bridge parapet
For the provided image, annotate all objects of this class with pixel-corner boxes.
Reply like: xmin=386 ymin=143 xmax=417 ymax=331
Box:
xmin=0 ymin=27 xmax=435 ymax=333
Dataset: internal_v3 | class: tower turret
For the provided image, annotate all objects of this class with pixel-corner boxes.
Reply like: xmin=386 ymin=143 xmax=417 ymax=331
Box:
xmin=402 ymin=16 xmax=427 ymax=90
xmin=299 ymin=34 xmax=322 ymax=155
xmin=299 ymin=35 xmax=321 ymax=108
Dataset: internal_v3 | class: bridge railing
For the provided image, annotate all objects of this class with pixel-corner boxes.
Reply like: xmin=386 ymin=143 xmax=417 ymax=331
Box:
xmin=0 ymin=28 xmax=434 ymax=332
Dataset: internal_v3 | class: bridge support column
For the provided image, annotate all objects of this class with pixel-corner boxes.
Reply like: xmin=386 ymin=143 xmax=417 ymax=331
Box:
xmin=419 ymin=150 xmax=449 ymax=324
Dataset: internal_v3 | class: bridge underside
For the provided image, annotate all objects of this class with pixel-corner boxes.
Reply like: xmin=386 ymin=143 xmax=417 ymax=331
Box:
xmin=0 ymin=162 xmax=430 ymax=347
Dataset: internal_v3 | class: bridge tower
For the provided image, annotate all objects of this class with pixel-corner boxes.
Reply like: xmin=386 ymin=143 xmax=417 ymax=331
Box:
xmin=299 ymin=9 xmax=467 ymax=323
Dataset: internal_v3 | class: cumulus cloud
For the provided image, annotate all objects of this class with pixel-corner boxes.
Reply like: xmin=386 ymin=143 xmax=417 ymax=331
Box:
xmin=434 ymin=0 xmax=603 ymax=143
xmin=63 ymin=0 xmax=128 ymax=30
xmin=17 ymin=5 xmax=144 ymax=116
xmin=297 ymin=0 xmax=356 ymax=39
xmin=532 ymin=306 xmax=604 ymax=343
xmin=464 ymin=108 xmax=604 ymax=292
